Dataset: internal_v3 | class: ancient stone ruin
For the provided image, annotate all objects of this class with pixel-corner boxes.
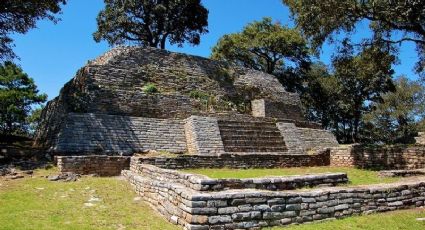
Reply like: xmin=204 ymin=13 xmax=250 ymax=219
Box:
xmin=38 ymin=47 xmax=425 ymax=230
xmin=35 ymin=46 xmax=338 ymax=156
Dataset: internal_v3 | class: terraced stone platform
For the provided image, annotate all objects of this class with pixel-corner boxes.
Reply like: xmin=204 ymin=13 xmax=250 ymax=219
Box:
xmin=122 ymin=157 xmax=425 ymax=230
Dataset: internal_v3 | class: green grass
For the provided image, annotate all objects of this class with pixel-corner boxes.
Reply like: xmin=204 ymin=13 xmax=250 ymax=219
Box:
xmin=1 ymin=168 xmax=424 ymax=230
xmin=0 ymin=168 xmax=178 ymax=230
xmin=182 ymin=167 xmax=400 ymax=186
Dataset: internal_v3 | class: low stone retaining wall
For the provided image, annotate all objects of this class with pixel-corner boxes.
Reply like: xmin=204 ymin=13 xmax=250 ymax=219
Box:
xmin=330 ymin=145 xmax=425 ymax=169
xmin=56 ymin=155 xmax=130 ymax=176
xmin=131 ymin=163 xmax=348 ymax=191
xmin=123 ymin=169 xmax=425 ymax=230
xmin=133 ymin=151 xmax=330 ymax=169
xmin=378 ymin=169 xmax=425 ymax=177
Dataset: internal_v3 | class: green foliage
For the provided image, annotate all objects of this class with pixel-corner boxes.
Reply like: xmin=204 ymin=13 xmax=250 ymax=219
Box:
xmin=142 ymin=83 xmax=158 ymax=94
xmin=0 ymin=61 xmax=47 ymax=136
xmin=26 ymin=106 xmax=44 ymax=136
xmin=211 ymin=17 xmax=310 ymax=91
xmin=302 ymin=43 xmax=395 ymax=143
xmin=189 ymin=90 xmax=210 ymax=101
xmin=0 ymin=0 xmax=66 ymax=60
xmin=283 ymin=0 xmax=425 ymax=75
xmin=93 ymin=0 xmax=209 ymax=49
xmin=362 ymin=77 xmax=425 ymax=144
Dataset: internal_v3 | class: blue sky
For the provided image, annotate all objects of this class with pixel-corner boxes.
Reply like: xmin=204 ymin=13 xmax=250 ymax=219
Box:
xmin=11 ymin=0 xmax=420 ymax=100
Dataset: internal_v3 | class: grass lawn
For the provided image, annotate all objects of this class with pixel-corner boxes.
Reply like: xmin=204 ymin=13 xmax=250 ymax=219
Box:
xmin=1 ymin=168 xmax=424 ymax=230
xmin=0 ymin=167 xmax=179 ymax=230
xmin=182 ymin=167 xmax=400 ymax=186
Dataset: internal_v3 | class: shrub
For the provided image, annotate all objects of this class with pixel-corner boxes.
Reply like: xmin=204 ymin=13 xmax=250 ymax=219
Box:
xmin=142 ymin=83 xmax=158 ymax=94
xmin=189 ymin=90 xmax=210 ymax=100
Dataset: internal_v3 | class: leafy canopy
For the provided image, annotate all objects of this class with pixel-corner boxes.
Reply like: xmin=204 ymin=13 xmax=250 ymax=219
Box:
xmin=0 ymin=61 xmax=47 ymax=136
xmin=211 ymin=17 xmax=310 ymax=75
xmin=363 ymin=77 xmax=425 ymax=144
xmin=302 ymin=43 xmax=395 ymax=143
xmin=283 ymin=0 xmax=425 ymax=75
xmin=94 ymin=0 xmax=209 ymax=49
xmin=0 ymin=0 xmax=66 ymax=60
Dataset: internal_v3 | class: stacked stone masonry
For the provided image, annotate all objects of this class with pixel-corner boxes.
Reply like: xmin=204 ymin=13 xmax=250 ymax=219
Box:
xmin=132 ymin=151 xmax=330 ymax=169
xmin=277 ymin=123 xmax=339 ymax=153
xmin=53 ymin=113 xmax=187 ymax=154
xmin=35 ymin=46 xmax=312 ymax=151
xmin=42 ymin=111 xmax=339 ymax=156
xmin=131 ymin=163 xmax=348 ymax=191
xmin=416 ymin=132 xmax=425 ymax=145
xmin=122 ymin=162 xmax=425 ymax=230
xmin=217 ymin=120 xmax=287 ymax=153
xmin=184 ymin=116 xmax=225 ymax=155
xmin=330 ymin=145 xmax=425 ymax=169
xmin=56 ymin=155 xmax=130 ymax=176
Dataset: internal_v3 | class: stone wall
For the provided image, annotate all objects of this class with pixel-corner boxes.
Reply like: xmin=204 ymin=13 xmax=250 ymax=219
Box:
xmin=123 ymin=168 xmax=425 ymax=230
xmin=184 ymin=116 xmax=225 ymax=155
xmin=330 ymin=145 xmax=425 ymax=169
xmin=52 ymin=113 xmax=187 ymax=154
xmin=252 ymin=99 xmax=304 ymax=121
xmin=277 ymin=123 xmax=339 ymax=153
xmin=57 ymin=155 xmax=130 ymax=176
xmin=416 ymin=132 xmax=425 ymax=145
xmin=131 ymin=163 xmax=348 ymax=191
xmin=35 ymin=46 xmax=306 ymax=149
xmin=132 ymin=151 xmax=330 ymax=169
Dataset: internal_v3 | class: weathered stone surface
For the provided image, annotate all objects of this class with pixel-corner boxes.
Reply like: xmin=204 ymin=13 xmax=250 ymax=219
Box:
xmin=122 ymin=158 xmax=425 ymax=230
xmin=56 ymin=155 xmax=130 ymax=176
xmin=330 ymin=144 xmax=425 ymax=169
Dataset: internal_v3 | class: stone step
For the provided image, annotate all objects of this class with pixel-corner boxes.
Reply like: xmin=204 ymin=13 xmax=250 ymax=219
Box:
xmin=218 ymin=123 xmax=278 ymax=129
xmin=219 ymin=129 xmax=282 ymax=136
xmin=222 ymin=139 xmax=286 ymax=146
xmin=225 ymin=146 xmax=288 ymax=152
xmin=218 ymin=119 xmax=287 ymax=153
xmin=221 ymin=135 xmax=285 ymax=142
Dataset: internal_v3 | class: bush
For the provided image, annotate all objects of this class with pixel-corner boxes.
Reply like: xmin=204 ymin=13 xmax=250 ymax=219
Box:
xmin=142 ymin=83 xmax=158 ymax=94
xmin=189 ymin=90 xmax=210 ymax=100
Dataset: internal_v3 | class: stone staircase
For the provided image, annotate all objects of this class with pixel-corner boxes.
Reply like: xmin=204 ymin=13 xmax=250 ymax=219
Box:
xmin=218 ymin=120 xmax=288 ymax=153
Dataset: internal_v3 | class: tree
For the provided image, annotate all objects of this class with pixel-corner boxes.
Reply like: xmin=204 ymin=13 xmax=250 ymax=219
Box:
xmin=283 ymin=0 xmax=425 ymax=74
xmin=301 ymin=62 xmax=342 ymax=129
xmin=0 ymin=61 xmax=47 ymax=136
xmin=331 ymin=43 xmax=395 ymax=143
xmin=211 ymin=18 xmax=310 ymax=91
xmin=26 ymin=106 xmax=44 ymax=136
xmin=93 ymin=0 xmax=209 ymax=49
xmin=301 ymin=43 xmax=395 ymax=143
xmin=0 ymin=0 xmax=66 ymax=60
xmin=362 ymin=77 xmax=425 ymax=144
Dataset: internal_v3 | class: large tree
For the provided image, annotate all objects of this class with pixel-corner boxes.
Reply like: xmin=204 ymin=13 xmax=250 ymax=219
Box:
xmin=302 ymin=43 xmax=395 ymax=143
xmin=94 ymin=0 xmax=209 ymax=49
xmin=0 ymin=61 xmax=47 ymax=136
xmin=211 ymin=17 xmax=310 ymax=92
xmin=362 ymin=77 xmax=425 ymax=144
xmin=283 ymin=0 xmax=425 ymax=75
xmin=0 ymin=0 xmax=66 ymax=60
xmin=332 ymin=43 xmax=395 ymax=143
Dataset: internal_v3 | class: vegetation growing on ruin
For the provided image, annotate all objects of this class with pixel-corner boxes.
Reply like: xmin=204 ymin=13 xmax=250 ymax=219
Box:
xmin=142 ymin=83 xmax=158 ymax=94
xmin=93 ymin=0 xmax=209 ymax=49
xmin=183 ymin=166 xmax=400 ymax=186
